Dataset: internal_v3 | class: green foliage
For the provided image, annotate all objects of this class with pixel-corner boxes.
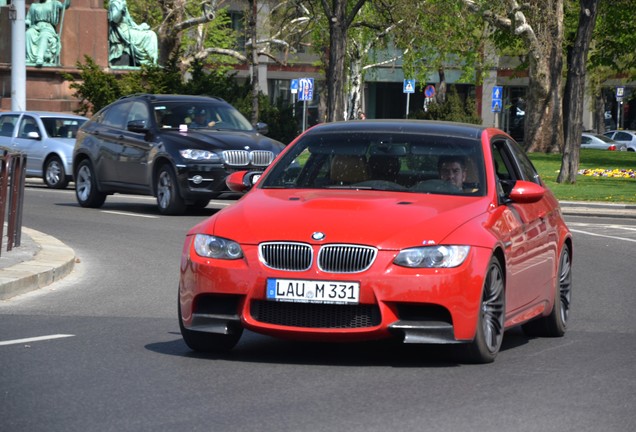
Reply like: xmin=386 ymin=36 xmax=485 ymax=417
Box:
xmin=410 ymin=86 xmax=481 ymax=124
xmin=62 ymin=56 xmax=296 ymax=143
xmin=62 ymin=56 xmax=122 ymax=115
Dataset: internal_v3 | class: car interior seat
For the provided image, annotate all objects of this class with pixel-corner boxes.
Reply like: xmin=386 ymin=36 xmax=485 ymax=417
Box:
xmin=330 ymin=155 xmax=369 ymax=184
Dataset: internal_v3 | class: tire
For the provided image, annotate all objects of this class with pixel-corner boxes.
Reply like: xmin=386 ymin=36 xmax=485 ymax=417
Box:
xmin=178 ymin=298 xmax=243 ymax=353
xmin=43 ymin=155 xmax=69 ymax=189
xmin=463 ymin=257 xmax=505 ymax=364
xmin=156 ymin=164 xmax=186 ymax=215
xmin=75 ymin=159 xmax=107 ymax=208
xmin=522 ymin=245 xmax=572 ymax=337
xmin=188 ymin=199 xmax=210 ymax=209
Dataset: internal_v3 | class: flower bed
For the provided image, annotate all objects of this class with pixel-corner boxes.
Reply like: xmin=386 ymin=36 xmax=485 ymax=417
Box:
xmin=578 ymin=168 xmax=636 ymax=179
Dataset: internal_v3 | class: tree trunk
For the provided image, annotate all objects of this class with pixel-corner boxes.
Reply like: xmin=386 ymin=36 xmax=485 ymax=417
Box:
xmin=558 ymin=0 xmax=599 ymax=183
xmin=327 ymin=15 xmax=347 ymax=122
xmin=249 ymin=0 xmax=259 ymax=124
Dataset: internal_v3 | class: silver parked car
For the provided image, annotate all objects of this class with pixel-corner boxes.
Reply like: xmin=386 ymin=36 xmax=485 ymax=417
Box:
xmin=0 ymin=111 xmax=88 ymax=188
xmin=580 ymin=132 xmax=625 ymax=151
xmin=604 ymin=130 xmax=636 ymax=152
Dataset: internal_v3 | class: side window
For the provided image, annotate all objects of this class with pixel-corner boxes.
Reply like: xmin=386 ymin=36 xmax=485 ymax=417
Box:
xmin=491 ymin=139 xmax=519 ymax=197
xmin=581 ymin=136 xmax=591 ymax=144
xmin=0 ymin=115 xmax=19 ymax=137
xmin=127 ymin=101 xmax=150 ymax=127
xmin=18 ymin=116 xmax=40 ymax=138
xmin=616 ymin=132 xmax=629 ymax=141
xmin=508 ymin=140 xmax=541 ymax=184
xmin=102 ymin=102 xmax=132 ymax=129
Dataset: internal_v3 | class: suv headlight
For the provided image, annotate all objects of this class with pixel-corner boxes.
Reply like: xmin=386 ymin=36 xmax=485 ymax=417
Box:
xmin=193 ymin=234 xmax=243 ymax=259
xmin=180 ymin=149 xmax=221 ymax=162
xmin=394 ymin=245 xmax=470 ymax=268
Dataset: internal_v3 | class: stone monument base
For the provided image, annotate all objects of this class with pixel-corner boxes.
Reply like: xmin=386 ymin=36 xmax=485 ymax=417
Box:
xmin=0 ymin=0 xmax=108 ymax=113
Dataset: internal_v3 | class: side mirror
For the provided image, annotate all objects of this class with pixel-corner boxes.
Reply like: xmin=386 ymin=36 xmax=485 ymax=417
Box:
xmin=226 ymin=170 xmax=263 ymax=193
xmin=127 ymin=119 xmax=148 ymax=133
xmin=255 ymin=122 xmax=269 ymax=135
xmin=508 ymin=180 xmax=545 ymax=204
xmin=27 ymin=131 xmax=41 ymax=140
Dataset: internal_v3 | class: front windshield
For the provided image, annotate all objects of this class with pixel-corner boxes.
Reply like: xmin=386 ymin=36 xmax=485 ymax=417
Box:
xmin=261 ymin=131 xmax=486 ymax=196
xmin=152 ymin=101 xmax=254 ymax=131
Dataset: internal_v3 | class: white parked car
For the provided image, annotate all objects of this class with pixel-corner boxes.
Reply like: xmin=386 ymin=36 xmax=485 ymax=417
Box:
xmin=581 ymin=132 xmax=625 ymax=151
xmin=604 ymin=130 xmax=636 ymax=152
xmin=0 ymin=111 xmax=88 ymax=188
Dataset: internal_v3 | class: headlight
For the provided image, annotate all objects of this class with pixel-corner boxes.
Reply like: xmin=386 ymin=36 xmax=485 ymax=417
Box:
xmin=394 ymin=245 xmax=470 ymax=268
xmin=193 ymin=234 xmax=243 ymax=259
xmin=180 ymin=149 xmax=221 ymax=162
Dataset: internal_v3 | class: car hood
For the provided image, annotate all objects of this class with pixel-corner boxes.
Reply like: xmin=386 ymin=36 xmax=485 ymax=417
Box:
xmin=196 ymin=189 xmax=492 ymax=249
xmin=161 ymin=129 xmax=284 ymax=152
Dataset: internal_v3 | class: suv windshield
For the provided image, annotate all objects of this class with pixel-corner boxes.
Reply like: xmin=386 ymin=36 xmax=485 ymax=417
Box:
xmin=261 ymin=131 xmax=486 ymax=196
xmin=152 ymin=101 xmax=254 ymax=131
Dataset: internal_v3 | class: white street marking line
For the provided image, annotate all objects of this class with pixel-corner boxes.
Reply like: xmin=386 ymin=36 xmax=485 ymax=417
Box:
xmin=101 ymin=210 xmax=159 ymax=218
xmin=0 ymin=334 xmax=75 ymax=346
xmin=570 ymin=229 xmax=636 ymax=243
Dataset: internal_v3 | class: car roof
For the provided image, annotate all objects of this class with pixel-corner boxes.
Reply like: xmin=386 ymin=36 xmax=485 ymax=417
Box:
xmin=0 ymin=111 xmax=88 ymax=120
xmin=303 ymin=120 xmax=488 ymax=139
xmin=117 ymin=94 xmax=228 ymax=104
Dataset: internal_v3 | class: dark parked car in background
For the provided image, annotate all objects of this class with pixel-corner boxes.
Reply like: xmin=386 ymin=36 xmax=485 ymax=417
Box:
xmin=73 ymin=94 xmax=285 ymax=214
xmin=0 ymin=111 xmax=87 ymax=188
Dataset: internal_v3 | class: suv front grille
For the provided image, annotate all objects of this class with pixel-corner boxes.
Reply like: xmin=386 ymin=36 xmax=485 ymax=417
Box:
xmin=259 ymin=242 xmax=377 ymax=273
xmin=251 ymin=300 xmax=381 ymax=328
xmin=222 ymin=150 xmax=274 ymax=167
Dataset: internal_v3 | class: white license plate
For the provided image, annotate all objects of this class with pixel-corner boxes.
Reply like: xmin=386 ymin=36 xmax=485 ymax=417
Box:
xmin=266 ymin=279 xmax=360 ymax=304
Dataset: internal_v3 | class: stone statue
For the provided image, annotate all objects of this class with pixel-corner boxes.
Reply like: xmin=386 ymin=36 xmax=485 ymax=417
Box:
xmin=108 ymin=0 xmax=158 ymax=66
xmin=25 ymin=0 xmax=70 ymax=67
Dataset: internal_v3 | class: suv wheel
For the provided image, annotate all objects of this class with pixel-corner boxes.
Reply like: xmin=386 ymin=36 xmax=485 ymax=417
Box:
xmin=75 ymin=160 xmax=107 ymax=208
xmin=156 ymin=164 xmax=186 ymax=215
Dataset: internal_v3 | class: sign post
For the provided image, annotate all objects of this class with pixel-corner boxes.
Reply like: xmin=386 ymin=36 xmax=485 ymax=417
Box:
xmin=298 ymin=78 xmax=314 ymax=132
xmin=491 ymin=86 xmax=503 ymax=127
xmin=403 ymin=79 xmax=415 ymax=118
xmin=290 ymin=79 xmax=298 ymax=117
xmin=616 ymin=87 xmax=624 ymax=129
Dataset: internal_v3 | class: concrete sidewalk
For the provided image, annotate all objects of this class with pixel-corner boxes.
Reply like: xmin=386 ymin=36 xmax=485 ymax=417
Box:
xmin=0 ymin=227 xmax=76 ymax=300
xmin=0 ymin=201 xmax=634 ymax=301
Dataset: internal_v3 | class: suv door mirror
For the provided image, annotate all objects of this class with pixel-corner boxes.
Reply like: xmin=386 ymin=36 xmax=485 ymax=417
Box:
xmin=127 ymin=120 xmax=148 ymax=133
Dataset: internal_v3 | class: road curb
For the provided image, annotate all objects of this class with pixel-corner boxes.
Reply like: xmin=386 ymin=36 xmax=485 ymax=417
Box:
xmin=0 ymin=227 xmax=76 ymax=300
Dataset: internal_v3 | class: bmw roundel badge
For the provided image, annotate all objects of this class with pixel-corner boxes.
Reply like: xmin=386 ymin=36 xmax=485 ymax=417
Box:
xmin=312 ymin=232 xmax=326 ymax=241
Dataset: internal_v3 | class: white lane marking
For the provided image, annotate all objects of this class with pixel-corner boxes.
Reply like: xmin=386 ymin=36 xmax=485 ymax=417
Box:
xmin=0 ymin=334 xmax=75 ymax=346
xmin=570 ymin=228 xmax=636 ymax=243
xmin=101 ymin=210 xmax=159 ymax=219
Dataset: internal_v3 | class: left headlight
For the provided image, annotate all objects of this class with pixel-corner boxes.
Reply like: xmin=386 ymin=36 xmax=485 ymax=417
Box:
xmin=394 ymin=245 xmax=470 ymax=268
xmin=180 ymin=149 xmax=221 ymax=162
xmin=193 ymin=234 xmax=243 ymax=259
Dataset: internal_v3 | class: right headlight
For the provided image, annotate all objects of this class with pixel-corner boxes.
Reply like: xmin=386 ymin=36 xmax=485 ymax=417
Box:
xmin=393 ymin=245 xmax=470 ymax=268
xmin=180 ymin=149 xmax=221 ymax=162
xmin=193 ymin=234 xmax=243 ymax=259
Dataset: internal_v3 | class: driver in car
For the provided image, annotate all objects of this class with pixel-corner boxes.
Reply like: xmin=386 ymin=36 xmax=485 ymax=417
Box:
xmin=438 ymin=155 xmax=467 ymax=191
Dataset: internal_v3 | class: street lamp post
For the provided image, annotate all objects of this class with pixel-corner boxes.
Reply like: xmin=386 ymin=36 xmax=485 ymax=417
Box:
xmin=10 ymin=0 xmax=27 ymax=111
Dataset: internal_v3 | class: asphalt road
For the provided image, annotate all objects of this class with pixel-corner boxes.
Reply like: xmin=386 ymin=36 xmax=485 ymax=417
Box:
xmin=1 ymin=185 xmax=635 ymax=432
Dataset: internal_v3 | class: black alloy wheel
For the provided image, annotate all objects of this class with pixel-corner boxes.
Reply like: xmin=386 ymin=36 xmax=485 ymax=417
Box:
xmin=156 ymin=164 xmax=187 ymax=215
xmin=75 ymin=159 xmax=107 ymax=208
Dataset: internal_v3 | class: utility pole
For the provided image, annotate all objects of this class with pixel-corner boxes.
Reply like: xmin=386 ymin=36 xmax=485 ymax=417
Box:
xmin=10 ymin=0 xmax=27 ymax=111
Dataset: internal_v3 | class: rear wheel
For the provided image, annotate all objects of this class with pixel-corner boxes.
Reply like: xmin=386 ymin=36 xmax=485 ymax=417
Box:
xmin=43 ymin=155 xmax=68 ymax=189
xmin=75 ymin=160 xmax=107 ymax=208
xmin=522 ymin=245 xmax=572 ymax=337
xmin=178 ymin=298 xmax=243 ymax=353
xmin=156 ymin=164 xmax=186 ymax=215
xmin=463 ymin=257 xmax=505 ymax=364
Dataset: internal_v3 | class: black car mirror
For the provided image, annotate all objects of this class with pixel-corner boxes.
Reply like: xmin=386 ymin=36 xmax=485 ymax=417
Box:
xmin=127 ymin=119 xmax=149 ymax=133
xmin=255 ymin=122 xmax=269 ymax=135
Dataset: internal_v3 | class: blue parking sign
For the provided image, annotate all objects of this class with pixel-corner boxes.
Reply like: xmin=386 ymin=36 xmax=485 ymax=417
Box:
xmin=298 ymin=78 xmax=314 ymax=101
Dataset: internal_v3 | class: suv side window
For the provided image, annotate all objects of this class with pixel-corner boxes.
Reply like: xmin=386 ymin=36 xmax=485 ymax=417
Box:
xmin=127 ymin=101 xmax=150 ymax=128
xmin=102 ymin=102 xmax=132 ymax=130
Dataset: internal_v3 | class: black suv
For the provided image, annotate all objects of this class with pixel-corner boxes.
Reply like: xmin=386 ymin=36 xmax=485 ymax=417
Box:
xmin=73 ymin=94 xmax=285 ymax=214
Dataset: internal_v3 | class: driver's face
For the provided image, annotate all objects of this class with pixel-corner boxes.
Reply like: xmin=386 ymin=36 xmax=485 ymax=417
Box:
xmin=439 ymin=162 xmax=466 ymax=189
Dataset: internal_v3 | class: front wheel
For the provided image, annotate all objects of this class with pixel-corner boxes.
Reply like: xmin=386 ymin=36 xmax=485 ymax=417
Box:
xmin=43 ymin=155 xmax=69 ymax=189
xmin=75 ymin=160 xmax=107 ymax=208
xmin=178 ymin=299 xmax=243 ymax=353
xmin=156 ymin=164 xmax=186 ymax=215
xmin=462 ymin=257 xmax=505 ymax=364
